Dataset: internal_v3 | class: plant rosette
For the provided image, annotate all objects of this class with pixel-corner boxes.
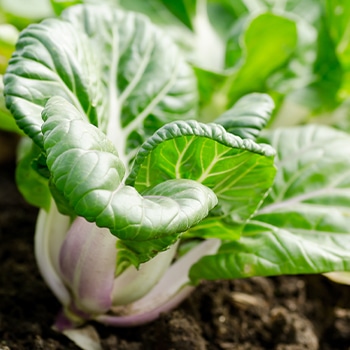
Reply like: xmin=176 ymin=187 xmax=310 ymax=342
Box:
xmin=4 ymin=3 xmax=350 ymax=349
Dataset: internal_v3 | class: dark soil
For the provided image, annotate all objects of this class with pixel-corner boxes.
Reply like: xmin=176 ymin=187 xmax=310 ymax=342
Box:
xmin=1 ymin=154 xmax=350 ymax=349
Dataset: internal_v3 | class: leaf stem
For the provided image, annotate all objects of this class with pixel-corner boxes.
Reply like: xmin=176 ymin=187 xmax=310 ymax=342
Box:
xmin=35 ymin=200 xmax=71 ymax=306
xmin=96 ymin=238 xmax=221 ymax=326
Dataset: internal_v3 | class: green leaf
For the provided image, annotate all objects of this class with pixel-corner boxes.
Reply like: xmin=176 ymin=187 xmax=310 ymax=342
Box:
xmin=194 ymin=66 xmax=229 ymax=121
xmin=117 ymin=0 xmax=189 ymax=26
xmin=257 ymin=125 xmax=350 ymax=211
xmin=184 ymin=217 xmax=241 ymax=240
xmin=41 ymin=96 xmax=125 ymax=218
xmin=50 ymin=0 xmax=83 ymax=15
xmin=226 ymin=13 xmax=298 ymax=104
xmin=198 ymin=12 xmax=298 ymax=118
xmin=224 ymin=14 xmax=248 ymax=69
xmin=42 ymin=96 xmax=217 ymax=268
xmin=127 ymin=119 xmax=276 ymax=233
xmin=324 ymin=0 xmax=350 ymax=99
xmin=4 ymin=4 xmax=197 ymax=164
xmin=0 ymin=75 xmax=23 ymax=134
xmin=4 ymin=14 xmax=103 ymax=147
xmin=214 ymin=93 xmax=274 ymax=140
xmin=159 ymin=0 xmax=196 ymax=30
xmin=308 ymin=16 xmax=342 ymax=112
xmin=0 ymin=106 xmax=17 ymax=133
xmin=209 ymin=0 xmax=248 ymax=18
xmin=189 ymin=220 xmax=350 ymax=283
xmin=190 ymin=125 xmax=350 ymax=282
xmin=115 ymin=178 xmax=217 ymax=273
xmin=15 ymin=139 xmax=51 ymax=211
xmin=206 ymin=2 xmax=244 ymax=38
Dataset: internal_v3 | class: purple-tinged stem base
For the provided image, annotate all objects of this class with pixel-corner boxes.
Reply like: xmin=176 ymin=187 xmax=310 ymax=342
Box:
xmin=96 ymin=285 xmax=194 ymax=327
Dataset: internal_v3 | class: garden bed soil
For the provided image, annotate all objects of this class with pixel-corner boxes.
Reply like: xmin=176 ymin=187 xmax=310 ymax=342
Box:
xmin=1 ymin=157 xmax=350 ymax=349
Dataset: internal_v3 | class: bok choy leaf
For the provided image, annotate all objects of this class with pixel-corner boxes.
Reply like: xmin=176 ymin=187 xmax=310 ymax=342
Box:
xmin=190 ymin=125 xmax=350 ymax=282
xmin=42 ymin=96 xmax=217 ymax=269
xmin=4 ymin=4 xmax=197 ymax=165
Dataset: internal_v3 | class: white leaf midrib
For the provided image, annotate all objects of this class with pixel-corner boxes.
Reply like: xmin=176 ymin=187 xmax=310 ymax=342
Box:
xmin=124 ymin=54 xmax=181 ymax=137
xmin=118 ymin=39 xmax=155 ymax=105
xmin=257 ymin=187 xmax=350 ymax=215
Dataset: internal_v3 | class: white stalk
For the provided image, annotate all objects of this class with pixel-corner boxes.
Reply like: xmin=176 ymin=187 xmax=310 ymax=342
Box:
xmin=193 ymin=0 xmax=225 ymax=70
xmin=97 ymin=238 xmax=221 ymax=326
xmin=34 ymin=200 xmax=71 ymax=306
xmin=111 ymin=242 xmax=178 ymax=305
xmin=105 ymin=24 xmax=129 ymax=167
xmin=59 ymin=217 xmax=118 ymax=315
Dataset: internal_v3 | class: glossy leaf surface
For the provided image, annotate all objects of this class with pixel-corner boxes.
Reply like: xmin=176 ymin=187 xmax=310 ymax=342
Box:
xmin=4 ymin=4 xmax=197 ymax=164
xmin=128 ymin=119 xmax=276 ymax=236
xmin=214 ymin=93 xmax=274 ymax=140
xmin=190 ymin=125 xmax=350 ymax=282
xmin=42 ymin=97 xmax=217 ymax=268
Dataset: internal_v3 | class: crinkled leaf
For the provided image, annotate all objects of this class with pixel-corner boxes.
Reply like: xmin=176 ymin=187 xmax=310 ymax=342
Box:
xmin=257 ymin=125 xmax=350 ymax=211
xmin=4 ymin=4 xmax=197 ymax=164
xmin=214 ymin=93 xmax=274 ymax=140
xmin=4 ymin=13 xmax=104 ymax=146
xmin=42 ymin=97 xmax=217 ymax=268
xmin=127 ymin=119 xmax=276 ymax=238
xmin=190 ymin=125 xmax=350 ymax=282
xmin=189 ymin=220 xmax=350 ymax=283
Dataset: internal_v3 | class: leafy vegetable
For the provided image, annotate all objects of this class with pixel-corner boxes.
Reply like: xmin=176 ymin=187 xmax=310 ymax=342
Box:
xmin=3 ymin=2 xmax=350 ymax=346
xmin=3 ymin=4 xmax=276 ymax=330
xmin=190 ymin=125 xmax=350 ymax=282
xmin=127 ymin=116 xmax=276 ymax=238
xmin=42 ymin=96 xmax=217 ymax=270
xmin=5 ymin=4 xmax=197 ymax=157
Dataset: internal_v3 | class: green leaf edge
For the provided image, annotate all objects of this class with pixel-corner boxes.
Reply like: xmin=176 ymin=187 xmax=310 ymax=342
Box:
xmin=126 ymin=119 xmax=276 ymax=186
